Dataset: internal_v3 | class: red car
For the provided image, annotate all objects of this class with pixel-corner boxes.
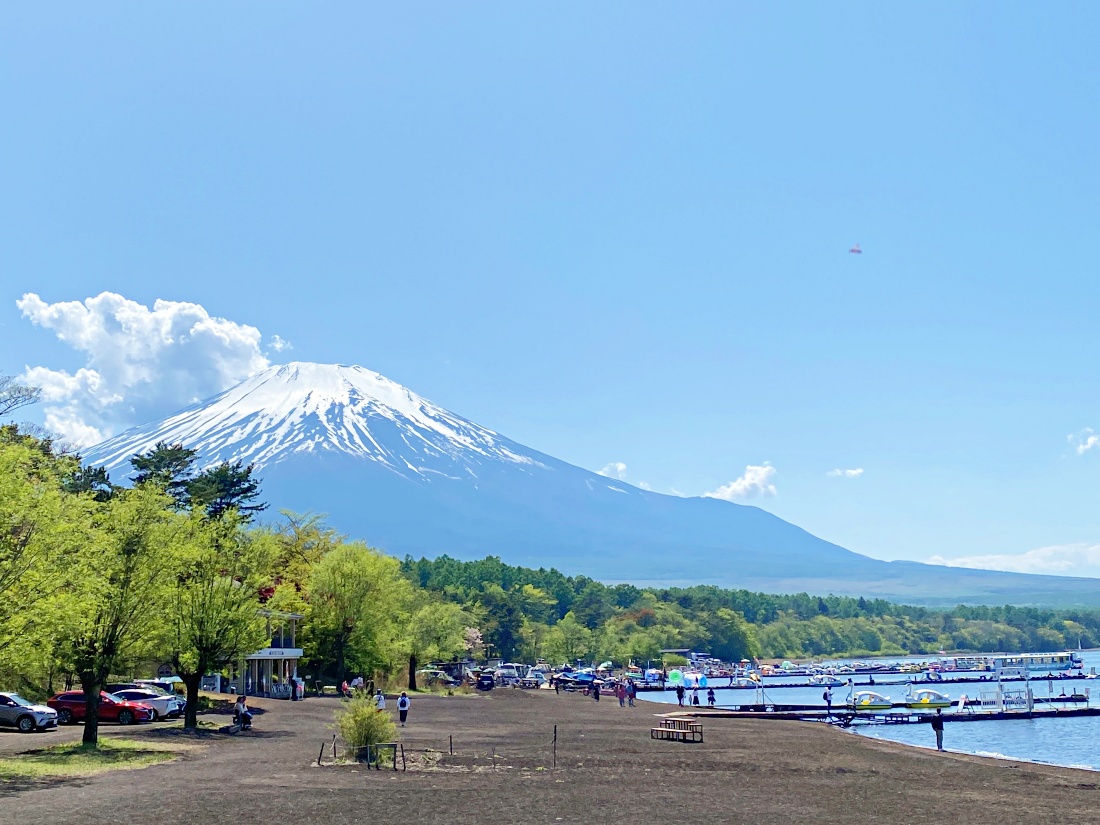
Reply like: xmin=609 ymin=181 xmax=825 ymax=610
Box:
xmin=47 ymin=691 xmax=155 ymax=725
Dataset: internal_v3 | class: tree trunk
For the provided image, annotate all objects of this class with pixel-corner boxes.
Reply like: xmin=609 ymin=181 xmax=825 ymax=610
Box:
xmin=408 ymin=653 xmax=418 ymax=691
xmin=80 ymin=675 xmax=101 ymax=748
xmin=183 ymin=674 xmax=202 ymax=730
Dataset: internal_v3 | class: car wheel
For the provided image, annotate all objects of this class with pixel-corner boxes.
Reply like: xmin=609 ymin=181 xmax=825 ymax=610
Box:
xmin=148 ymin=708 xmax=160 ymax=721
xmin=57 ymin=708 xmax=73 ymax=725
xmin=17 ymin=715 xmax=35 ymax=733
xmin=117 ymin=709 xmax=134 ymax=725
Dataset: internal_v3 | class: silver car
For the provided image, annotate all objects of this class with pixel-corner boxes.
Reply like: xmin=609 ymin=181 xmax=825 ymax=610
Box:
xmin=0 ymin=692 xmax=58 ymax=732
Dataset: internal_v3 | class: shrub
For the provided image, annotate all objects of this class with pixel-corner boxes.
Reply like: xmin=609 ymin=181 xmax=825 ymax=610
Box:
xmin=335 ymin=693 xmax=398 ymax=762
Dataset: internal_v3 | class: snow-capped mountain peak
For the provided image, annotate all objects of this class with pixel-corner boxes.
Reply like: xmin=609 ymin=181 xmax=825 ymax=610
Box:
xmin=82 ymin=362 xmax=538 ymax=480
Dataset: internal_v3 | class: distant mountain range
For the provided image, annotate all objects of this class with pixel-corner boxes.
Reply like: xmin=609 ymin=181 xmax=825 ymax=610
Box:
xmin=83 ymin=362 xmax=1100 ymax=608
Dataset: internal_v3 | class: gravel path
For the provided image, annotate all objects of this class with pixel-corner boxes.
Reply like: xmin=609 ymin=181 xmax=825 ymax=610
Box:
xmin=3 ymin=688 xmax=1100 ymax=824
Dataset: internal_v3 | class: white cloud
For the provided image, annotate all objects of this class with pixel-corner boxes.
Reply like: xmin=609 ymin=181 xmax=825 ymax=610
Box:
xmin=268 ymin=334 xmax=293 ymax=353
xmin=17 ymin=292 xmax=274 ymax=447
xmin=596 ymin=461 xmax=654 ymax=491
xmin=598 ymin=462 xmax=628 ymax=480
xmin=827 ymin=467 xmax=864 ymax=478
xmin=704 ymin=462 xmax=777 ymax=501
xmin=928 ymin=543 xmax=1100 ymax=578
xmin=1069 ymin=428 xmax=1100 ymax=455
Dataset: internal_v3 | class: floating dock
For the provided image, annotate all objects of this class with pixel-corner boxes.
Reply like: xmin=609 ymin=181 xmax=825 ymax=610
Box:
xmin=663 ymin=705 xmax=1100 ymax=726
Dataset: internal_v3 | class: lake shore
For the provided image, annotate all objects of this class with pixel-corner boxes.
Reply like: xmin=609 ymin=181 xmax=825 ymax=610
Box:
xmin=5 ymin=688 xmax=1100 ymax=823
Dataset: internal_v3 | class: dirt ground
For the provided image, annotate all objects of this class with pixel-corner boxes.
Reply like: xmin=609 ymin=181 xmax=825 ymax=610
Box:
xmin=2 ymin=688 xmax=1100 ymax=824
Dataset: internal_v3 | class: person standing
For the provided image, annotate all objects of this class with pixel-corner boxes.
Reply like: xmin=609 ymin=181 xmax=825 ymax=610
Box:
xmin=397 ymin=692 xmax=410 ymax=727
xmin=824 ymin=687 xmax=833 ymax=717
xmin=931 ymin=708 xmax=945 ymax=751
xmin=707 ymin=688 xmax=716 ymax=707
xmin=675 ymin=684 xmax=685 ymax=707
xmin=616 ymin=682 xmax=626 ymax=707
xmin=374 ymin=689 xmax=386 ymax=711
xmin=626 ymin=680 xmax=636 ymax=707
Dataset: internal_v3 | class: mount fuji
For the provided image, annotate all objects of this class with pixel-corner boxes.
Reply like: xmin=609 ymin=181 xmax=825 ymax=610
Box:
xmin=83 ymin=362 xmax=1100 ymax=607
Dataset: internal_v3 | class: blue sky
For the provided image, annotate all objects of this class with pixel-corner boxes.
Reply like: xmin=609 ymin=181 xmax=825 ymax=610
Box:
xmin=4 ymin=3 xmax=1100 ymax=576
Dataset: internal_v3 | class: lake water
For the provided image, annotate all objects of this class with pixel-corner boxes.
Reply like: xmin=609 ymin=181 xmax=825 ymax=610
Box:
xmin=638 ymin=651 xmax=1100 ymax=771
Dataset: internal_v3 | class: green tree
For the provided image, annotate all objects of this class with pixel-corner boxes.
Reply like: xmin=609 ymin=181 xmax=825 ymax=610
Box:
xmin=186 ymin=460 xmax=267 ymax=522
xmin=544 ymin=611 xmax=592 ymax=664
xmin=130 ymin=442 xmax=197 ymax=507
xmin=167 ymin=516 xmax=275 ymax=728
xmin=307 ymin=543 xmax=413 ymax=680
xmin=0 ymin=437 xmax=87 ymax=674
xmin=404 ymin=602 xmax=469 ymax=689
xmin=63 ymin=487 xmax=178 ymax=747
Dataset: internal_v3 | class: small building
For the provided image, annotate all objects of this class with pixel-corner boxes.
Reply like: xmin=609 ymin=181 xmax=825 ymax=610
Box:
xmin=235 ymin=610 xmax=303 ymax=698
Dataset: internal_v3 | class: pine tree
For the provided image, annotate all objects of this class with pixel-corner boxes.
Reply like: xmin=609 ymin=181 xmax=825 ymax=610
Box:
xmin=187 ymin=460 xmax=267 ymax=522
xmin=130 ymin=442 xmax=196 ymax=507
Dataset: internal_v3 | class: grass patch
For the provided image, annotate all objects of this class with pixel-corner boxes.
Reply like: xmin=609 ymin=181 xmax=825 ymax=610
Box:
xmin=0 ymin=738 xmax=184 ymax=779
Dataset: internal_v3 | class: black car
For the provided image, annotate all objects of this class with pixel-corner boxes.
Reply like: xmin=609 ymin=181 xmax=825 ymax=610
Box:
xmin=475 ymin=672 xmax=495 ymax=691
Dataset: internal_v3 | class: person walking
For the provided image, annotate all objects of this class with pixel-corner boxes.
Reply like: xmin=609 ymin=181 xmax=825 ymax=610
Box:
xmin=592 ymin=681 xmax=600 ymax=702
xmin=616 ymin=682 xmax=626 ymax=707
xmin=626 ymin=680 xmax=636 ymax=707
xmin=931 ymin=708 xmax=945 ymax=751
xmin=397 ymin=691 xmax=410 ymax=727
xmin=707 ymin=688 xmax=716 ymax=707
xmin=675 ymin=684 xmax=685 ymax=707
xmin=374 ymin=689 xmax=386 ymax=711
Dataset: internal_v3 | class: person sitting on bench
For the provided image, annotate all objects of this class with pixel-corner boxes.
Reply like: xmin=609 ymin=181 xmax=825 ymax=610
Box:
xmin=233 ymin=695 xmax=253 ymax=729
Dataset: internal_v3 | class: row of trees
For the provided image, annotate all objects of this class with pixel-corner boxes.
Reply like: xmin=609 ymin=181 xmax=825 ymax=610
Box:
xmin=404 ymin=555 xmax=1100 ymax=662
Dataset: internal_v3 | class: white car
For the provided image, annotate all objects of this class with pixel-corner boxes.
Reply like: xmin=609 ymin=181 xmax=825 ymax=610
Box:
xmin=111 ymin=689 xmax=183 ymax=720
xmin=0 ymin=692 xmax=58 ymax=732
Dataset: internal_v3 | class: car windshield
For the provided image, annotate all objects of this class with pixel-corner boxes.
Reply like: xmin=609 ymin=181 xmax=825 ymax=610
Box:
xmin=5 ymin=694 xmax=32 ymax=707
xmin=102 ymin=693 xmax=123 ymax=703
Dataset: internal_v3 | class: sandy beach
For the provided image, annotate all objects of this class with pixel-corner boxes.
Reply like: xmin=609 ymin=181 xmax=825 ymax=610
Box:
xmin=3 ymin=688 xmax=1100 ymax=824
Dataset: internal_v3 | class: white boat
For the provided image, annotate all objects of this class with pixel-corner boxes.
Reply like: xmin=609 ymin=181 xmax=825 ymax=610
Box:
xmin=905 ymin=688 xmax=951 ymax=709
xmin=848 ymin=691 xmax=892 ymax=711
xmin=809 ymin=674 xmax=844 ymax=687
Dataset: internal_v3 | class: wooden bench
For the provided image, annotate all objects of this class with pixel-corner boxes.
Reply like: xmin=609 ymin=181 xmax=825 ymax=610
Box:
xmin=651 ymin=718 xmax=703 ymax=743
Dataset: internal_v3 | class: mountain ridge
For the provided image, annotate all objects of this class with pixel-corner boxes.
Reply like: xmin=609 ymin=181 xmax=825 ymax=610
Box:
xmin=83 ymin=362 xmax=1100 ymax=608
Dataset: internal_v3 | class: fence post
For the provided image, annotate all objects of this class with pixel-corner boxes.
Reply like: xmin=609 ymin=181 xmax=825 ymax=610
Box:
xmin=400 ymin=744 xmax=406 ymax=772
xmin=449 ymin=734 xmax=453 ymax=755
xmin=317 ymin=742 xmax=326 ymax=766
xmin=553 ymin=725 xmax=557 ymax=769
xmin=331 ymin=734 xmax=337 ymax=760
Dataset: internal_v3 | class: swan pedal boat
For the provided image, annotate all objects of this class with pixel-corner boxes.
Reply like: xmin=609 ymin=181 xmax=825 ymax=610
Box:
xmin=905 ymin=689 xmax=952 ymax=709
xmin=848 ymin=691 xmax=893 ymax=711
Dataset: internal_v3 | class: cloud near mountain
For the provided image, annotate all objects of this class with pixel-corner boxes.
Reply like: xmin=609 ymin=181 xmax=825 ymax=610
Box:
xmin=703 ymin=462 xmax=777 ymax=500
xmin=929 ymin=543 xmax=1100 ymax=578
xmin=17 ymin=292 xmax=285 ymax=446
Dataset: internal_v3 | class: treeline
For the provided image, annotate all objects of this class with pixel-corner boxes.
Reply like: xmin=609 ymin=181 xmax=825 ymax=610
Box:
xmin=404 ymin=555 xmax=1100 ymax=661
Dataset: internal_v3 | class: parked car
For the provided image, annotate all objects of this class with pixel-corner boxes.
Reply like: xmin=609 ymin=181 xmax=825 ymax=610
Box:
xmin=47 ymin=691 xmax=155 ymax=725
xmin=416 ymin=669 xmax=460 ymax=687
xmin=111 ymin=688 xmax=183 ymax=720
xmin=0 ymin=692 xmax=58 ymax=732
xmin=475 ymin=672 xmax=495 ymax=691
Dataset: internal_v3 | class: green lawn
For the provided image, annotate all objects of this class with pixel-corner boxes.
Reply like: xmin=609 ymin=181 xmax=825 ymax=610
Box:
xmin=0 ymin=738 xmax=184 ymax=779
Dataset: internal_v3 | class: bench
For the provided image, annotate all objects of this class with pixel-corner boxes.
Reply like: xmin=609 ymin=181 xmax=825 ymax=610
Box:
xmin=651 ymin=718 xmax=703 ymax=743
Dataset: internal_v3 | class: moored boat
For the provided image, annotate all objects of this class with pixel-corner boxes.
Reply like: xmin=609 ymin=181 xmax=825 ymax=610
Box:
xmin=848 ymin=691 xmax=893 ymax=711
xmin=905 ymin=687 xmax=952 ymax=709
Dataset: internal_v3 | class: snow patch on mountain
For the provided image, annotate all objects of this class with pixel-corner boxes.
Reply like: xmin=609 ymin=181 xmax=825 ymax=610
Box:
xmin=82 ymin=362 xmax=545 ymax=482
